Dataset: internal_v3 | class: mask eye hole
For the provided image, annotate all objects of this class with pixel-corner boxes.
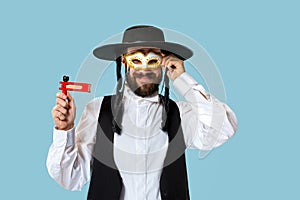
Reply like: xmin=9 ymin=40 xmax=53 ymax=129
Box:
xmin=131 ymin=59 xmax=142 ymax=65
xmin=147 ymin=59 xmax=159 ymax=65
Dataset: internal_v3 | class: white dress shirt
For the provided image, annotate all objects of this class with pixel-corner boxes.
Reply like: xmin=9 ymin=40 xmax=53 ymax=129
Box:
xmin=46 ymin=72 xmax=238 ymax=200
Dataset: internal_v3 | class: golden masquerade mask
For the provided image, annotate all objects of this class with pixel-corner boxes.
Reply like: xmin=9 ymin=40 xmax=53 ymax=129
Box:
xmin=124 ymin=51 xmax=162 ymax=70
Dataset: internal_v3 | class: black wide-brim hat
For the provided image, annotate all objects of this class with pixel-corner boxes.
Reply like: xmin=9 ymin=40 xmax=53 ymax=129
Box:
xmin=93 ymin=25 xmax=193 ymax=61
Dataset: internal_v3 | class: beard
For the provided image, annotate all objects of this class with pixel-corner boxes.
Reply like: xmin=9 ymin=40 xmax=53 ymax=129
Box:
xmin=126 ymin=69 xmax=162 ymax=97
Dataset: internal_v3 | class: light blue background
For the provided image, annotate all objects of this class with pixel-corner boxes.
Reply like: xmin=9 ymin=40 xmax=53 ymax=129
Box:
xmin=1 ymin=0 xmax=299 ymax=199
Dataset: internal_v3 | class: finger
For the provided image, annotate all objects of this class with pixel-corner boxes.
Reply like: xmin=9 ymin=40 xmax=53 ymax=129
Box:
xmin=56 ymin=113 xmax=66 ymax=121
xmin=57 ymin=110 xmax=67 ymax=121
xmin=66 ymin=92 xmax=76 ymax=110
xmin=53 ymin=105 xmax=68 ymax=115
xmin=165 ymin=59 xmax=177 ymax=71
xmin=56 ymin=98 xmax=69 ymax=108
xmin=52 ymin=110 xmax=66 ymax=121
xmin=167 ymin=69 xmax=172 ymax=77
xmin=168 ymin=57 xmax=184 ymax=68
xmin=161 ymin=55 xmax=172 ymax=66
xmin=56 ymin=92 xmax=67 ymax=100
xmin=161 ymin=58 xmax=171 ymax=70
xmin=58 ymin=113 xmax=66 ymax=120
xmin=161 ymin=54 xmax=173 ymax=66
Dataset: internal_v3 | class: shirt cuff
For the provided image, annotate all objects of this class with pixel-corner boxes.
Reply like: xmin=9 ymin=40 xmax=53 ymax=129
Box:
xmin=53 ymin=127 xmax=75 ymax=147
xmin=174 ymin=72 xmax=209 ymax=97
xmin=173 ymin=72 xmax=197 ymax=96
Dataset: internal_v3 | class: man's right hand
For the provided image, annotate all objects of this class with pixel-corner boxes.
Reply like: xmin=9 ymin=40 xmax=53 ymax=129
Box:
xmin=52 ymin=92 xmax=76 ymax=131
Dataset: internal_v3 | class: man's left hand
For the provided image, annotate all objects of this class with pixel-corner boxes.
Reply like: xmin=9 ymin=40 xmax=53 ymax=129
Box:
xmin=161 ymin=54 xmax=185 ymax=81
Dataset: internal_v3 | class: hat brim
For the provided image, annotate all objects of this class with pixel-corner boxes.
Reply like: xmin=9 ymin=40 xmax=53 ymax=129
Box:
xmin=93 ymin=41 xmax=193 ymax=61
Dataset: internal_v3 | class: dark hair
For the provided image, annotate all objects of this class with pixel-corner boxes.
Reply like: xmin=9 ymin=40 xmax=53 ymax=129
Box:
xmin=160 ymin=68 xmax=170 ymax=132
xmin=112 ymin=57 xmax=124 ymax=134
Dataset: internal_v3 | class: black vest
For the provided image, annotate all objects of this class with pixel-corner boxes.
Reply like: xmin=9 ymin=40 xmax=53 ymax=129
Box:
xmin=87 ymin=96 xmax=190 ymax=200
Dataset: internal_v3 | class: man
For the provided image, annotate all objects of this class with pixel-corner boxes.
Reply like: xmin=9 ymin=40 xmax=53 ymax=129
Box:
xmin=47 ymin=25 xmax=238 ymax=200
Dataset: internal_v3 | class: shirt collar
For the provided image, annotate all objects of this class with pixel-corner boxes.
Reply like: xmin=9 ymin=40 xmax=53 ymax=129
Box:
xmin=123 ymin=83 xmax=160 ymax=103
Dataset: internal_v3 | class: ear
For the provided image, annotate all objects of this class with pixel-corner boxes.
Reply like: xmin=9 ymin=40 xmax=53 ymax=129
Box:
xmin=121 ymin=55 xmax=129 ymax=72
xmin=121 ymin=55 xmax=126 ymax=64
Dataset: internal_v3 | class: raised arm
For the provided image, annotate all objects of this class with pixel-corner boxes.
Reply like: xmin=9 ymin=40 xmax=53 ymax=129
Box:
xmin=47 ymin=94 xmax=102 ymax=190
xmin=162 ymin=54 xmax=237 ymax=151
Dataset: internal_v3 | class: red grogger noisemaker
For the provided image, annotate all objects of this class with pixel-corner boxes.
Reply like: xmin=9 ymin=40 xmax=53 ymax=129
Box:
xmin=59 ymin=75 xmax=91 ymax=95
